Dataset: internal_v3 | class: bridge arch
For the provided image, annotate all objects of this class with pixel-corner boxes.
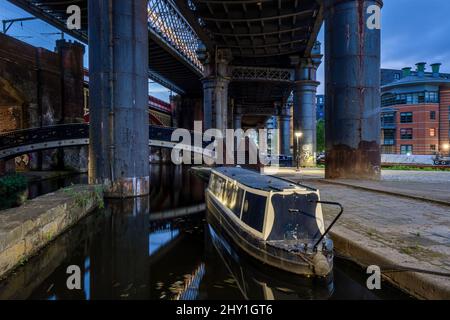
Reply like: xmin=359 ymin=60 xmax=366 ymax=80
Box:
xmin=0 ymin=124 xmax=214 ymax=161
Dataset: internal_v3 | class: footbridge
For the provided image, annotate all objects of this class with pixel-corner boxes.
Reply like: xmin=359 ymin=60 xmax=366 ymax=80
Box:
xmin=0 ymin=124 xmax=214 ymax=160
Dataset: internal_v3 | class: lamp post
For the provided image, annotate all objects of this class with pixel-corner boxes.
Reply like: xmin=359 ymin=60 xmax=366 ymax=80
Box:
xmin=295 ymin=131 xmax=303 ymax=172
xmin=443 ymin=143 xmax=450 ymax=156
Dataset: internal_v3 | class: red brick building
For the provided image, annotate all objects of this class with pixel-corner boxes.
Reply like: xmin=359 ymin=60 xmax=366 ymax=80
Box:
xmin=381 ymin=63 xmax=450 ymax=156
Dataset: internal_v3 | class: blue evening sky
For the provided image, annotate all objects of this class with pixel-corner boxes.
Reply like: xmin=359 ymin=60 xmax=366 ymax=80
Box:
xmin=1 ymin=0 xmax=449 ymax=97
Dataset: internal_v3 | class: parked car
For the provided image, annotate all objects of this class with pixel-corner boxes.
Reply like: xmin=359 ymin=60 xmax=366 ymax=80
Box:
xmin=316 ymin=152 xmax=325 ymax=165
xmin=433 ymin=153 xmax=450 ymax=166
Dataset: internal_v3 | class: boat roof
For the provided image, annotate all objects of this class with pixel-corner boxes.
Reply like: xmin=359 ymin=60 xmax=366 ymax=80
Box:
xmin=212 ymin=167 xmax=316 ymax=192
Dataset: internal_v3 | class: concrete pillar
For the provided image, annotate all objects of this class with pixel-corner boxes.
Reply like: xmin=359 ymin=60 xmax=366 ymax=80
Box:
xmin=88 ymin=0 xmax=149 ymax=197
xmin=278 ymin=103 xmax=291 ymax=156
xmin=324 ymin=0 xmax=382 ymax=179
xmin=291 ymin=44 xmax=322 ymax=168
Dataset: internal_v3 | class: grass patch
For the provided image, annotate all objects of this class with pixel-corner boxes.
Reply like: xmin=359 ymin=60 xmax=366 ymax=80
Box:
xmin=383 ymin=165 xmax=448 ymax=172
xmin=400 ymin=244 xmax=423 ymax=255
xmin=64 ymin=185 xmax=104 ymax=209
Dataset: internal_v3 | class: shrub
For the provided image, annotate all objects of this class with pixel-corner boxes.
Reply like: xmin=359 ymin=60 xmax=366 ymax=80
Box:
xmin=0 ymin=174 xmax=28 ymax=210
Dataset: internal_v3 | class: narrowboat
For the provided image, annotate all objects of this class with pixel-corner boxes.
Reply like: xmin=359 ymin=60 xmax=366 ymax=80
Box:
xmin=205 ymin=167 xmax=343 ymax=278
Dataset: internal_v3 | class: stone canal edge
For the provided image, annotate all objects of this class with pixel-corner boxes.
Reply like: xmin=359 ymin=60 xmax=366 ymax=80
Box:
xmin=0 ymin=185 xmax=103 ymax=280
xmin=330 ymin=225 xmax=450 ymax=300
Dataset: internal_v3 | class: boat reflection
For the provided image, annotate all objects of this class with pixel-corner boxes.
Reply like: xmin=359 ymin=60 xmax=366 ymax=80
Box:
xmin=206 ymin=215 xmax=334 ymax=300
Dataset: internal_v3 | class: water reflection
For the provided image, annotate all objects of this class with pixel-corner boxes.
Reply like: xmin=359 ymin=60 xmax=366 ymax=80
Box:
xmin=28 ymin=173 xmax=88 ymax=199
xmin=0 ymin=165 xmax=410 ymax=300
xmin=206 ymin=222 xmax=334 ymax=300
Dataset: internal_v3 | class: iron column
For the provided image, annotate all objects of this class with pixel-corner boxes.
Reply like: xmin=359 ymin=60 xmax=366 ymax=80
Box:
xmin=88 ymin=0 xmax=150 ymax=197
xmin=291 ymin=44 xmax=322 ymax=168
xmin=324 ymin=0 xmax=382 ymax=180
xmin=278 ymin=103 xmax=291 ymax=157
xmin=198 ymin=48 xmax=231 ymax=132
xmin=234 ymin=106 xmax=243 ymax=130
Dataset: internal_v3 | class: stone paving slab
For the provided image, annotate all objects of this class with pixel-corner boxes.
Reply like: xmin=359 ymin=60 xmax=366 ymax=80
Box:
xmin=321 ymin=179 xmax=450 ymax=206
xmin=273 ymin=170 xmax=450 ymax=299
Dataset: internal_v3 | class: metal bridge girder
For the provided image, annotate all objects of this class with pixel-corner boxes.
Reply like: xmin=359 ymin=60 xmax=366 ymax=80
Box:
xmin=6 ymin=0 xmax=204 ymax=91
xmin=231 ymin=66 xmax=294 ymax=83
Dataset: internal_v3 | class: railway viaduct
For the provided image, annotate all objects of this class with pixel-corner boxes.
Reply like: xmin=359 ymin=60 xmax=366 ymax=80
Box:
xmin=2 ymin=0 xmax=383 ymax=197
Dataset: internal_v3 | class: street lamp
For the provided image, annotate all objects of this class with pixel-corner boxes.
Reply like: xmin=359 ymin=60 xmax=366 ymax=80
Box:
xmin=443 ymin=143 xmax=450 ymax=156
xmin=295 ymin=131 xmax=303 ymax=172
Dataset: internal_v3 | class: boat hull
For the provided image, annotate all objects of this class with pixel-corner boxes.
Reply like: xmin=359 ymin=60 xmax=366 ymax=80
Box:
xmin=206 ymin=191 xmax=333 ymax=278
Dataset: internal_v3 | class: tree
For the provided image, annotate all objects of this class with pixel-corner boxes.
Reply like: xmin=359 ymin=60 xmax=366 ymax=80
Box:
xmin=317 ymin=119 xmax=325 ymax=153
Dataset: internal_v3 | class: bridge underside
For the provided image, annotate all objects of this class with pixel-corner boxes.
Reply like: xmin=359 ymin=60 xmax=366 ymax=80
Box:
xmin=188 ymin=0 xmax=321 ymax=113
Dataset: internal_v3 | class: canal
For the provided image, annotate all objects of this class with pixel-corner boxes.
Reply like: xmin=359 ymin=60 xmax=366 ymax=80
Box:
xmin=0 ymin=165 xmax=411 ymax=300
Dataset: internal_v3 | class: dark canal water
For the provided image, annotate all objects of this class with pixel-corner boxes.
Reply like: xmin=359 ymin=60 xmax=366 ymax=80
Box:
xmin=0 ymin=165 xmax=411 ymax=300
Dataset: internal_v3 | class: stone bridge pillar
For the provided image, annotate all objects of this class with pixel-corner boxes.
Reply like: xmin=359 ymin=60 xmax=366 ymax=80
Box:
xmin=278 ymin=102 xmax=291 ymax=157
xmin=324 ymin=0 xmax=382 ymax=179
xmin=291 ymin=44 xmax=322 ymax=168
xmin=88 ymin=0 xmax=149 ymax=197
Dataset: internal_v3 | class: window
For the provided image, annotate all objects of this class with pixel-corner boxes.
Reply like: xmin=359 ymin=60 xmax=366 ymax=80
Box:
xmin=381 ymin=91 xmax=440 ymax=107
xmin=383 ymin=130 xmax=395 ymax=145
xmin=430 ymin=145 xmax=437 ymax=151
xmin=400 ymin=145 xmax=413 ymax=155
xmin=241 ymin=193 xmax=267 ymax=233
xmin=229 ymin=185 xmax=244 ymax=217
xmin=430 ymin=111 xmax=436 ymax=120
xmin=430 ymin=128 xmax=436 ymax=137
xmin=394 ymin=73 xmax=400 ymax=80
xmin=400 ymin=128 xmax=413 ymax=140
xmin=381 ymin=113 xmax=395 ymax=126
xmin=400 ymin=112 xmax=413 ymax=123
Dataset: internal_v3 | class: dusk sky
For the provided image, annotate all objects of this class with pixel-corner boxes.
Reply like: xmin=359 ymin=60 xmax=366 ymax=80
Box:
xmin=1 ymin=0 xmax=449 ymax=98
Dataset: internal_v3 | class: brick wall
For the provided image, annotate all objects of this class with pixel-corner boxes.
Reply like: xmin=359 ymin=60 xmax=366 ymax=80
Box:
xmin=0 ymin=33 xmax=85 ymax=174
xmin=394 ymin=103 xmax=440 ymax=155
xmin=439 ymin=88 xmax=450 ymax=149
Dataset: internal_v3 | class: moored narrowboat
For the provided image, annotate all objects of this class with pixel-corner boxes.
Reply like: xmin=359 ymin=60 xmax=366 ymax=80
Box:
xmin=205 ymin=167 xmax=343 ymax=278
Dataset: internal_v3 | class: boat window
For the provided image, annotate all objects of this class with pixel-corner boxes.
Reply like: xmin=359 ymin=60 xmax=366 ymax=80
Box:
xmin=241 ymin=193 xmax=267 ymax=233
xmin=211 ymin=174 xmax=226 ymax=201
xmin=229 ymin=187 xmax=244 ymax=217
xmin=209 ymin=174 xmax=216 ymax=191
